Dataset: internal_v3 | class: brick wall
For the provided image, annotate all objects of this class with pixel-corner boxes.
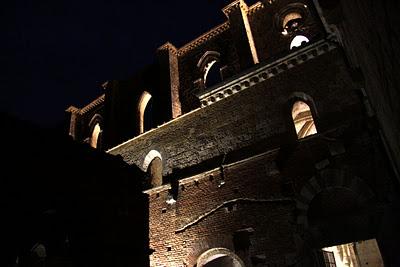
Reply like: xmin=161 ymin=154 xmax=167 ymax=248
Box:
xmin=177 ymin=27 xmax=240 ymax=113
xmin=109 ymin=48 xmax=362 ymax=176
xmin=146 ymin=152 xmax=296 ymax=266
xmin=249 ymin=0 xmax=325 ymax=63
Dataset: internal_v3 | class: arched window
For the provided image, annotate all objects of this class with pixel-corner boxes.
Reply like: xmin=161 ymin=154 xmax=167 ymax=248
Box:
xmin=290 ymin=35 xmax=310 ymax=50
xmin=90 ymin=123 xmax=101 ymax=149
xmin=137 ymin=91 xmax=152 ymax=134
xmin=148 ymin=157 xmax=162 ymax=188
xmin=143 ymin=150 xmax=163 ymax=188
xmin=282 ymin=12 xmax=303 ymax=33
xmin=203 ymin=59 xmax=222 ymax=88
xmin=88 ymin=114 xmax=103 ymax=149
xmin=197 ymin=51 xmax=222 ymax=89
xmin=292 ymin=101 xmax=317 ymax=138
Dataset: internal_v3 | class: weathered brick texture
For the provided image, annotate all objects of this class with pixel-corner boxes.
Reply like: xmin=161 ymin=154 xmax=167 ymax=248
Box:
xmin=109 ymin=49 xmax=361 ymax=175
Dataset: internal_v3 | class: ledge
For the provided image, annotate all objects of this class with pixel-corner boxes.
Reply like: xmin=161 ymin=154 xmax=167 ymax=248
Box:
xmin=196 ymin=39 xmax=337 ymax=107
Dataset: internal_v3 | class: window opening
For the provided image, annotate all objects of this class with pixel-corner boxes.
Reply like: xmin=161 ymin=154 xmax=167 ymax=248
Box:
xmin=320 ymin=239 xmax=384 ymax=267
xmin=290 ymin=35 xmax=310 ymax=50
xmin=148 ymin=157 xmax=162 ymax=188
xmin=283 ymin=12 xmax=303 ymax=32
xmin=137 ymin=91 xmax=152 ymax=134
xmin=204 ymin=60 xmax=222 ymax=88
xmin=90 ymin=123 xmax=101 ymax=148
xmin=292 ymin=100 xmax=317 ymax=138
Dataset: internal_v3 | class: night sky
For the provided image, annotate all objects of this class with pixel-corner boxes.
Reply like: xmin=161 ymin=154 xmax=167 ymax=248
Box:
xmin=1 ymin=0 xmax=236 ymax=127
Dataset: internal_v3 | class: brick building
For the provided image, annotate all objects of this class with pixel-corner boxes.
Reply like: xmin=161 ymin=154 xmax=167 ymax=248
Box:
xmin=66 ymin=0 xmax=400 ymax=266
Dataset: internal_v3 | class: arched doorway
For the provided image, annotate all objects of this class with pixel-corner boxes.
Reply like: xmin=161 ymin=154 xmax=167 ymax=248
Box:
xmin=296 ymin=170 xmax=377 ymax=248
xmin=197 ymin=248 xmax=245 ymax=267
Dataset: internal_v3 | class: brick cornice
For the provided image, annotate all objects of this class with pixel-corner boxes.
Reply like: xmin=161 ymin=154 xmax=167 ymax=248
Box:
xmin=79 ymin=94 xmax=105 ymax=115
xmin=157 ymin=42 xmax=178 ymax=56
xmin=248 ymin=1 xmax=265 ymax=15
xmin=177 ymin=22 xmax=230 ymax=57
xmin=66 ymin=106 xmax=80 ymax=114
xmin=222 ymin=0 xmax=241 ymax=17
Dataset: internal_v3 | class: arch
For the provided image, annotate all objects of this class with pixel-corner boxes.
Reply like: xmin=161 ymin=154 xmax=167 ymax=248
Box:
xmin=143 ymin=150 xmax=163 ymax=187
xmin=197 ymin=51 xmax=221 ymax=70
xmin=197 ymin=51 xmax=222 ymax=89
xmin=197 ymin=248 xmax=245 ymax=267
xmin=282 ymin=12 xmax=303 ymax=31
xmin=290 ymin=35 xmax=310 ymax=50
xmin=90 ymin=123 xmax=101 ymax=149
xmin=88 ymin=114 xmax=103 ymax=149
xmin=292 ymin=100 xmax=317 ymax=139
xmin=142 ymin=150 xmax=162 ymax=171
xmin=137 ymin=91 xmax=152 ymax=134
xmin=295 ymin=168 xmax=375 ymax=230
xmin=276 ymin=3 xmax=309 ymax=34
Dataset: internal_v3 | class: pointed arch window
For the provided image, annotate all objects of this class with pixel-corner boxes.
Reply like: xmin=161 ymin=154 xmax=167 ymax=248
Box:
xmin=137 ymin=91 xmax=153 ymax=134
xmin=90 ymin=123 xmax=101 ymax=148
xmin=88 ymin=114 xmax=103 ymax=149
xmin=292 ymin=101 xmax=317 ymax=139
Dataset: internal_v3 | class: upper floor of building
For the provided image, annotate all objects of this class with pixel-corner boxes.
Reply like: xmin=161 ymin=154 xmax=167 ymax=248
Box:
xmin=66 ymin=0 xmax=331 ymax=151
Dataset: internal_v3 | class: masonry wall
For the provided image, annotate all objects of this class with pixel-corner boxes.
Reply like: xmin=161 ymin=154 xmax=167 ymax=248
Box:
xmin=146 ymin=151 xmax=296 ymax=267
xmin=177 ymin=24 xmax=240 ymax=113
xmin=109 ymin=48 xmax=363 ymax=175
xmin=249 ymin=0 xmax=325 ymax=63
xmin=145 ymin=122 xmax=396 ymax=266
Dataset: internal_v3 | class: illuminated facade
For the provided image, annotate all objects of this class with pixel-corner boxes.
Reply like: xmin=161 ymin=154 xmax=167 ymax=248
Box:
xmin=67 ymin=0 xmax=400 ymax=266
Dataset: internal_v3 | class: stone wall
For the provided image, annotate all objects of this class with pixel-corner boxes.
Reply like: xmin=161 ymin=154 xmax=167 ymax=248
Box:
xmin=108 ymin=48 xmax=362 ymax=175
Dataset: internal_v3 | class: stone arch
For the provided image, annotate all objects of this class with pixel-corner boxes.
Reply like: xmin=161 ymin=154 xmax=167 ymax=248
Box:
xmin=137 ymin=91 xmax=152 ymax=134
xmin=142 ymin=150 xmax=163 ymax=171
xmin=296 ymin=168 xmax=375 ymax=229
xmin=88 ymin=114 xmax=104 ymax=149
xmin=282 ymin=12 xmax=303 ymax=30
xmin=197 ymin=51 xmax=222 ymax=89
xmin=143 ymin=150 xmax=163 ymax=187
xmin=196 ymin=248 xmax=245 ymax=267
xmin=275 ymin=3 xmax=309 ymax=33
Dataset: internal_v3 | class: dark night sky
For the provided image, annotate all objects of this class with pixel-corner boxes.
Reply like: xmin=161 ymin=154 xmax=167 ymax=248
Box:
xmin=1 ymin=0 xmax=235 ymax=126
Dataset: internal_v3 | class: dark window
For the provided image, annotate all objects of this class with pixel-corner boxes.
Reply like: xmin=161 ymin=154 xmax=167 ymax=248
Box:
xmin=204 ymin=60 xmax=222 ymax=88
